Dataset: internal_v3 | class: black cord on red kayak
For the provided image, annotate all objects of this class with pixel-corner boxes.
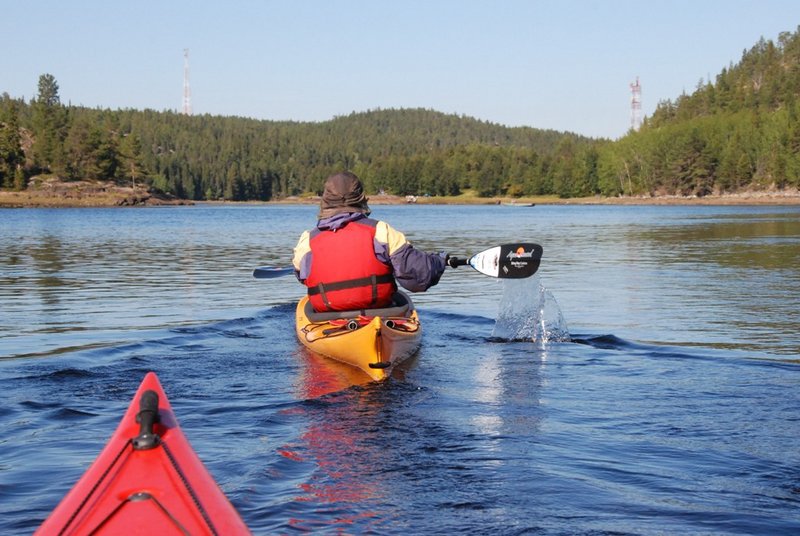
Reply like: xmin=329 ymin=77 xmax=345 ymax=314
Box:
xmin=58 ymin=438 xmax=132 ymax=536
xmin=160 ymin=440 xmax=220 ymax=536
xmin=87 ymin=490 xmax=193 ymax=536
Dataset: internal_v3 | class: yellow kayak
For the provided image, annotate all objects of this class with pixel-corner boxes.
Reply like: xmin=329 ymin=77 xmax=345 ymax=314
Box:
xmin=295 ymin=291 xmax=421 ymax=381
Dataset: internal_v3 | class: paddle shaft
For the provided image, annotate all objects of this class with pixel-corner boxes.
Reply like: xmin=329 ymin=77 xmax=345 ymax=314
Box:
xmin=253 ymin=242 xmax=542 ymax=280
xmin=447 ymin=257 xmax=470 ymax=267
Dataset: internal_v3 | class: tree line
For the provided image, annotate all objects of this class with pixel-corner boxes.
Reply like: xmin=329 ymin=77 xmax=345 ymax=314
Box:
xmin=2 ymin=26 xmax=799 ymax=200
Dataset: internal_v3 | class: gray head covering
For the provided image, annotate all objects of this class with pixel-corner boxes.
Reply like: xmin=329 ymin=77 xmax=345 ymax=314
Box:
xmin=318 ymin=171 xmax=371 ymax=219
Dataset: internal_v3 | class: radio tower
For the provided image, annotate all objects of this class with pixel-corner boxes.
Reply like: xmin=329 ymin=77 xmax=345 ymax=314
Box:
xmin=182 ymin=48 xmax=193 ymax=116
xmin=630 ymin=76 xmax=642 ymax=131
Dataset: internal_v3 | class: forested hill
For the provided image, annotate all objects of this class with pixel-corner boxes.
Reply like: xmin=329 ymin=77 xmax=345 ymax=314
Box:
xmin=608 ymin=26 xmax=800 ymax=196
xmin=323 ymin=108 xmax=579 ymax=154
xmin=2 ymin=26 xmax=799 ymax=201
xmin=0 ymin=95 xmax=590 ymax=200
xmin=649 ymin=31 xmax=800 ymax=126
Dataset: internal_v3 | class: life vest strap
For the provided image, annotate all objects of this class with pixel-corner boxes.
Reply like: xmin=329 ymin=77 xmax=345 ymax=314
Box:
xmin=309 ymin=274 xmax=394 ymax=298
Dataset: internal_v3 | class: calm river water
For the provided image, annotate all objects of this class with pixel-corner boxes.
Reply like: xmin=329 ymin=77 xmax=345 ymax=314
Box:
xmin=1 ymin=204 xmax=799 ymax=534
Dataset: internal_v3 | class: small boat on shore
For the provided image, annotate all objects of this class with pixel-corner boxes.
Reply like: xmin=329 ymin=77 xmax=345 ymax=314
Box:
xmin=502 ymin=201 xmax=535 ymax=207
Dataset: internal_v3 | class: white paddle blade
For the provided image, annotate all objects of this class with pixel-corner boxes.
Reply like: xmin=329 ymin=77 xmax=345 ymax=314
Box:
xmin=469 ymin=245 xmax=503 ymax=277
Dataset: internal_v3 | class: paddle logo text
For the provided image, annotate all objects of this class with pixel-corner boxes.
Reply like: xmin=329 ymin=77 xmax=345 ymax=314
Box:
xmin=506 ymin=246 xmax=534 ymax=269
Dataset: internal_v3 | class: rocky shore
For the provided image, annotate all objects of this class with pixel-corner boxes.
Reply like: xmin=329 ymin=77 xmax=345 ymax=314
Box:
xmin=0 ymin=179 xmax=192 ymax=208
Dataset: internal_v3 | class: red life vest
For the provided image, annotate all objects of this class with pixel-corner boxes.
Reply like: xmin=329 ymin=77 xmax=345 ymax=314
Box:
xmin=306 ymin=219 xmax=396 ymax=311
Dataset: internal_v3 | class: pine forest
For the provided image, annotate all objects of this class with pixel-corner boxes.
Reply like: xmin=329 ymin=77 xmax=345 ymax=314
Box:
xmin=2 ymin=27 xmax=799 ymax=201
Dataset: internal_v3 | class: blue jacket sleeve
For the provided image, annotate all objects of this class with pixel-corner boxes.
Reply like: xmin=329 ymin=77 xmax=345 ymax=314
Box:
xmin=390 ymin=243 xmax=447 ymax=292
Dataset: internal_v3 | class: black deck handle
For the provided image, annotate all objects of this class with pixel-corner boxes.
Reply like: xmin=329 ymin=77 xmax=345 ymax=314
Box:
xmin=132 ymin=389 xmax=160 ymax=450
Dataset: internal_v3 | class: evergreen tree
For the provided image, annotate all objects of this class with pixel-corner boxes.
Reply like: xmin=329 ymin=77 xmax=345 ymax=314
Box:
xmin=117 ymin=132 xmax=148 ymax=190
xmin=0 ymin=94 xmax=25 ymax=189
xmin=784 ymin=101 xmax=800 ymax=186
xmin=31 ymin=74 xmax=69 ymax=175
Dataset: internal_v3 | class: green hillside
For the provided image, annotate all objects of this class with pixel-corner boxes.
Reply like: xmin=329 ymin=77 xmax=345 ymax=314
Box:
xmin=604 ymin=26 xmax=800 ymax=196
xmin=2 ymin=25 xmax=799 ymax=201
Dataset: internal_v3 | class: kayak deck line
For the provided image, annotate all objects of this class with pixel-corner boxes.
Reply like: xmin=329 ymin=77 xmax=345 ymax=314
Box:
xmin=36 ymin=372 xmax=251 ymax=536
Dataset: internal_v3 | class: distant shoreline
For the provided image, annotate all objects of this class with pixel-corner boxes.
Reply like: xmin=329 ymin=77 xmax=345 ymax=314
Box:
xmin=0 ymin=180 xmax=193 ymax=209
xmin=2 ymin=182 xmax=800 ymax=208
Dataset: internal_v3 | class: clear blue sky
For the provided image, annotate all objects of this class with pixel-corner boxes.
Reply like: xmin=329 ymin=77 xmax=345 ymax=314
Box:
xmin=3 ymin=1 xmax=799 ymax=139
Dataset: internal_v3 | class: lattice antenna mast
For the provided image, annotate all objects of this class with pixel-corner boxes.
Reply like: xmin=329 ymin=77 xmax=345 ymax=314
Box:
xmin=630 ymin=76 xmax=642 ymax=131
xmin=182 ymin=48 xmax=193 ymax=116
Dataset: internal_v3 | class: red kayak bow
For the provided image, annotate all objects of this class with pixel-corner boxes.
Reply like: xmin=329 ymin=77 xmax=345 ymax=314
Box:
xmin=36 ymin=372 xmax=250 ymax=535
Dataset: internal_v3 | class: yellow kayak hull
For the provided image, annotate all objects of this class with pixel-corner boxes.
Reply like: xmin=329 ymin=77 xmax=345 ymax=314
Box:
xmin=295 ymin=292 xmax=422 ymax=381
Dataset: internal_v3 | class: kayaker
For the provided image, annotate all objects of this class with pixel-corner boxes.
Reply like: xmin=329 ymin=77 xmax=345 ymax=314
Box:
xmin=293 ymin=171 xmax=447 ymax=312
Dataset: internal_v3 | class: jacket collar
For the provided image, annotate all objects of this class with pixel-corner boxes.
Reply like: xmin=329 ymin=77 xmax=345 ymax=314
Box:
xmin=316 ymin=212 xmax=367 ymax=231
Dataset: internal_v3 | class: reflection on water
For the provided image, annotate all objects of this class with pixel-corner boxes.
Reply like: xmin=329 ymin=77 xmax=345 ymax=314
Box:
xmin=536 ymin=206 xmax=800 ymax=357
xmin=633 ymin=214 xmax=800 ymax=272
xmin=3 ymin=205 xmax=799 ymax=359
xmin=0 ymin=207 xmax=311 ymax=360
xmin=278 ymin=347 xmax=405 ymax=530
xmin=293 ymin=347 xmax=374 ymax=399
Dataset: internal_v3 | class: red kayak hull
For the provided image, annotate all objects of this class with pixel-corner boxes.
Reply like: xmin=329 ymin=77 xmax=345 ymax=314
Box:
xmin=36 ymin=372 xmax=250 ymax=535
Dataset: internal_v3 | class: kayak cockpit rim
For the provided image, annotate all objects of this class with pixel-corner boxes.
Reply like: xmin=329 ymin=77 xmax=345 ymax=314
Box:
xmin=302 ymin=291 xmax=414 ymax=322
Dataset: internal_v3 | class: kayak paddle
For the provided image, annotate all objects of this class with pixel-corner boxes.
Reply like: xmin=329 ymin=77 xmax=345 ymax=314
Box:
xmin=252 ymin=242 xmax=543 ymax=280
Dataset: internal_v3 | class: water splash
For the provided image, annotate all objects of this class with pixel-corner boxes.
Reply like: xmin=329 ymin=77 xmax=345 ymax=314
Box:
xmin=491 ymin=276 xmax=571 ymax=344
